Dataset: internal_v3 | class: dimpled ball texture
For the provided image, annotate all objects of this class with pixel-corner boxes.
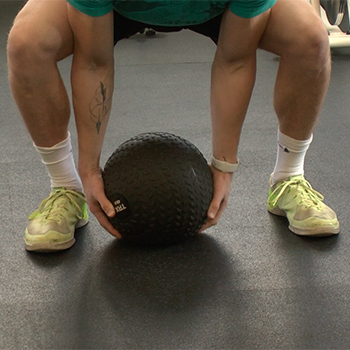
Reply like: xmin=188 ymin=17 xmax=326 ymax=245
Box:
xmin=103 ymin=132 xmax=213 ymax=245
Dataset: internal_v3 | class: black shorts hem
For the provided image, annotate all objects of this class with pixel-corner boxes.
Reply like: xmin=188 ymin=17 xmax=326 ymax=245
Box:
xmin=113 ymin=11 xmax=223 ymax=45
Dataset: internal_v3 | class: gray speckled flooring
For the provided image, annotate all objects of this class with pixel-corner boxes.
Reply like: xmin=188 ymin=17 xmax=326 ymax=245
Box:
xmin=1 ymin=1 xmax=350 ymax=349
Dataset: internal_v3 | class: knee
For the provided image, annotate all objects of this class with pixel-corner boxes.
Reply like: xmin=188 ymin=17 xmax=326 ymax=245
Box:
xmin=281 ymin=13 xmax=331 ymax=74
xmin=7 ymin=16 xmax=61 ymax=73
xmin=262 ymin=1 xmax=331 ymax=73
xmin=298 ymin=19 xmax=330 ymax=69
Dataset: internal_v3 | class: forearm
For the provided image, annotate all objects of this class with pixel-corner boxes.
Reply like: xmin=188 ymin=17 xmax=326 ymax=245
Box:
xmin=70 ymin=58 xmax=114 ymax=178
xmin=210 ymin=52 xmax=256 ymax=164
xmin=66 ymin=4 xmax=114 ymax=180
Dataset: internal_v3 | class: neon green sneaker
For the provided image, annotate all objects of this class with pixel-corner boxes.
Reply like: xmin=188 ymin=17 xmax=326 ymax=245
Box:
xmin=25 ymin=188 xmax=89 ymax=252
xmin=267 ymin=175 xmax=339 ymax=236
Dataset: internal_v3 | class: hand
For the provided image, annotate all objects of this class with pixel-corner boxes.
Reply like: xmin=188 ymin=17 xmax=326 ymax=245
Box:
xmin=199 ymin=165 xmax=233 ymax=233
xmin=80 ymin=167 xmax=122 ymax=239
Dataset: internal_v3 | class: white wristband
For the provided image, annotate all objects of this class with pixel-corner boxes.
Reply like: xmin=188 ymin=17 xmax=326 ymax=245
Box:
xmin=211 ymin=156 xmax=240 ymax=173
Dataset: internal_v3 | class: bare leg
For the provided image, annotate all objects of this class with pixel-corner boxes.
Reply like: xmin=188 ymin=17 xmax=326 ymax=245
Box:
xmin=7 ymin=0 xmax=89 ymax=253
xmin=260 ymin=0 xmax=339 ymax=236
xmin=7 ymin=0 xmax=74 ymax=147
xmin=259 ymin=0 xmax=331 ymax=140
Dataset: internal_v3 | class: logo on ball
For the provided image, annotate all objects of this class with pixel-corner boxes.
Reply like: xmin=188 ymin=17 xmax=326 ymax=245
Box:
xmin=114 ymin=200 xmax=127 ymax=213
xmin=111 ymin=194 xmax=130 ymax=219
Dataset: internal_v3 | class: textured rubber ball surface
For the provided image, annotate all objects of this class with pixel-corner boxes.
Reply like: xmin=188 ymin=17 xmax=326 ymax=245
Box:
xmin=103 ymin=132 xmax=213 ymax=245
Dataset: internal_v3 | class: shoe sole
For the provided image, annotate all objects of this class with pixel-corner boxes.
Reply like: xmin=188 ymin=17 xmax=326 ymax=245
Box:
xmin=25 ymin=218 xmax=89 ymax=253
xmin=268 ymin=207 xmax=340 ymax=237
xmin=25 ymin=238 xmax=76 ymax=252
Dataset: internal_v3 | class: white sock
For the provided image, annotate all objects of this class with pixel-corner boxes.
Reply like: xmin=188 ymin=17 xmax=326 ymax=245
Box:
xmin=271 ymin=129 xmax=313 ymax=185
xmin=34 ymin=132 xmax=83 ymax=192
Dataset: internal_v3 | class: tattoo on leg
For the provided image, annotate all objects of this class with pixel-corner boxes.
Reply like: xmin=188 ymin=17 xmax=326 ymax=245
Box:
xmin=89 ymin=82 xmax=111 ymax=133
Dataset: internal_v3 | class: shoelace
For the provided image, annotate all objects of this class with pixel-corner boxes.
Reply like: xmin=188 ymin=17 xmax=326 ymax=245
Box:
xmin=29 ymin=189 xmax=84 ymax=222
xmin=270 ymin=178 xmax=324 ymax=209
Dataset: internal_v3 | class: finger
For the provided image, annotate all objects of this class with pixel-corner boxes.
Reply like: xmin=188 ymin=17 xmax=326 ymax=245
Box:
xmin=198 ymin=218 xmax=216 ymax=233
xmin=94 ymin=209 xmax=123 ymax=239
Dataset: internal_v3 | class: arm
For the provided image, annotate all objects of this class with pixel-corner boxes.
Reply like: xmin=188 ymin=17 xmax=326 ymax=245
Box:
xmin=67 ymin=4 xmax=121 ymax=238
xmin=201 ymin=8 xmax=270 ymax=231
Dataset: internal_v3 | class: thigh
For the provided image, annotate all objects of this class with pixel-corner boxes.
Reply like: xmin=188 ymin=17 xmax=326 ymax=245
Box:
xmin=10 ymin=0 xmax=74 ymax=61
xmin=258 ymin=0 xmax=328 ymax=55
xmin=216 ymin=8 xmax=270 ymax=61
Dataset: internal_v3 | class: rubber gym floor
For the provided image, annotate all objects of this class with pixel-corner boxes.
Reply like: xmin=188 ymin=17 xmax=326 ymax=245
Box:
xmin=1 ymin=1 xmax=350 ymax=349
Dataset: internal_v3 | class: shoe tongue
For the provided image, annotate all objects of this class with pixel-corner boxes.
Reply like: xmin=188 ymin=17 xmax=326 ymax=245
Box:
xmin=289 ymin=175 xmax=303 ymax=181
xmin=52 ymin=187 xmax=66 ymax=193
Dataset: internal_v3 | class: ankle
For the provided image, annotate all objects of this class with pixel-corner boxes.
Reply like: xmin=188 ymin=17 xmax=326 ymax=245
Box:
xmin=34 ymin=132 xmax=83 ymax=193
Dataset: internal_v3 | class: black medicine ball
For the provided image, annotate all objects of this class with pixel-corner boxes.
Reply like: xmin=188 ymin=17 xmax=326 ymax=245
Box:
xmin=103 ymin=132 xmax=213 ymax=245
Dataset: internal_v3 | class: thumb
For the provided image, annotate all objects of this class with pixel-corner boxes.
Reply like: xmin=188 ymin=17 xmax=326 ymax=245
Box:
xmin=207 ymin=198 xmax=221 ymax=220
xmin=99 ymin=195 xmax=116 ymax=218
